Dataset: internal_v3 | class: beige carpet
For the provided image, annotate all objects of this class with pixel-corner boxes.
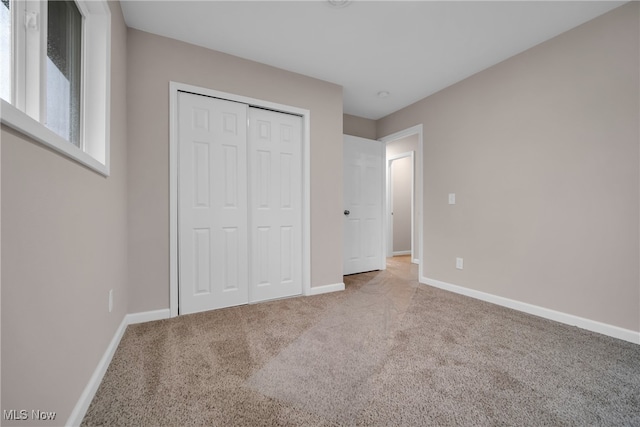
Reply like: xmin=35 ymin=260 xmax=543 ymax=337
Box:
xmin=82 ymin=256 xmax=640 ymax=426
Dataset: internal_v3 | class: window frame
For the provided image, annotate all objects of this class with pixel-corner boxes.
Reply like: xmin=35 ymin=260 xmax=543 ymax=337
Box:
xmin=0 ymin=0 xmax=14 ymax=103
xmin=0 ymin=0 xmax=111 ymax=176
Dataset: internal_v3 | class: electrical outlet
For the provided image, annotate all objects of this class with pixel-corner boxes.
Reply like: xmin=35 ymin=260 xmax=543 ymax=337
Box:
xmin=109 ymin=289 xmax=114 ymax=313
xmin=456 ymin=258 xmax=463 ymax=270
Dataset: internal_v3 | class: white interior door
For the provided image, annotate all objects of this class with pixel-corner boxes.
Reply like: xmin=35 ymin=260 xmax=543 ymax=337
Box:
xmin=248 ymin=108 xmax=303 ymax=302
xmin=343 ymin=135 xmax=384 ymax=275
xmin=178 ymin=92 xmax=249 ymax=314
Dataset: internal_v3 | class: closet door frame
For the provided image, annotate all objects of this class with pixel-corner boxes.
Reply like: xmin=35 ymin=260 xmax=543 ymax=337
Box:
xmin=169 ymin=81 xmax=311 ymax=317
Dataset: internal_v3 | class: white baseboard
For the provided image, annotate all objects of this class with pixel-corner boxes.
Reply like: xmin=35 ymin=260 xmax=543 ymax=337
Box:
xmin=66 ymin=308 xmax=172 ymax=426
xmin=66 ymin=316 xmax=128 ymax=426
xmin=126 ymin=308 xmax=171 ymax=325
xmin=392 ymin=250 xmax=411 ymax=256
xmin=412 ymin=258 xmax=419 ymax=265
xmin=421 ymin=276 xmax=640 ymax=345
xmin=308 ymin=282 xmax=345 ymax=296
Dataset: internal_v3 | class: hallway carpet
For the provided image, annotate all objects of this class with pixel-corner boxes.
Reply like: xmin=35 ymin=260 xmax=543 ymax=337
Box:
xmin=82 ymin=257 xmax=640 ymax=426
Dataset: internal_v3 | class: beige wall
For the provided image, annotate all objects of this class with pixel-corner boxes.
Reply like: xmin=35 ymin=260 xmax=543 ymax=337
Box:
xmin=386 ymin=134 xmax=418 ymax=158
xmin=127 ymin=29 xmax=344 ymax=312
xmin=386 ymin=135 xmax=419 ymax=258
xmin=378 ymin=3 xmax=640 ymax=331
xmin=344 ymin=114 xmax=377 ymax=139
xmin=391 ymin=156 xmax=412 ymax=253
xmin=1 ymin=1 xmax=129 ymax=424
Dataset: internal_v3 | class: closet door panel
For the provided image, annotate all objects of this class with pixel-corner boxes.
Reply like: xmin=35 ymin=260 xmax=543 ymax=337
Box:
xmin=178 ymin=92 xmax=249 ymax=314
xmin=248 ymin=108 xmax=303 ymax=302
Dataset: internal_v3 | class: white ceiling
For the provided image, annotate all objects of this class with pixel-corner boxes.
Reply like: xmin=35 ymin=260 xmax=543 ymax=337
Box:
xmin=121 ymin=1 xmax=625 ymax=120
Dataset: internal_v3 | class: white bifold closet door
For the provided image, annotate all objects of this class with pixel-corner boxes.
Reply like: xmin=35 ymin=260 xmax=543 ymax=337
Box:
xmin=178 ymin=92 xmax=302 ymax=315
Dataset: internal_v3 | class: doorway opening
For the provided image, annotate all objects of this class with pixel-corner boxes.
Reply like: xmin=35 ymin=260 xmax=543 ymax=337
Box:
xmin=387 ymin=151 xmax=414 ymax=259
xmin=379 ymin=125 xmax=424 ymax=279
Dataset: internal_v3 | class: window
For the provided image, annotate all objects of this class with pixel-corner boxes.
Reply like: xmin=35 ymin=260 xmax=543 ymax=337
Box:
xmin=0 ymin=0 xmax=111 ymax=175
xmin=0 ymin=0 xmax=10 ymax=102
xmin=46 ymin=0 xmax=82 ymax=145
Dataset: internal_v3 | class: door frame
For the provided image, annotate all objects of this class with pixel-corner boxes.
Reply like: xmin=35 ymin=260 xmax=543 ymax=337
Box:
xmin=169 ymin=81 xmax=311 ymax=317
xmin=379 ymin=124 xmax=424 ymax=278
xmin=386 ymin=151 xmax=414 ymax=259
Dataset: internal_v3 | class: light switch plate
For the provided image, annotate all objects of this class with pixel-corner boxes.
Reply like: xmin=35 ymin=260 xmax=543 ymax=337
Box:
xmin=456 ymin=258 xmax=463 ymax=270
xmin=448 ymin=193 xmax=456 ymax=205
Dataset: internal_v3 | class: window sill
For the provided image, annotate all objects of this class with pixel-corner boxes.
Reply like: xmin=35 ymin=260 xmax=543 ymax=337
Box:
xmin=1 ymin=99 xmax=109 ymax=176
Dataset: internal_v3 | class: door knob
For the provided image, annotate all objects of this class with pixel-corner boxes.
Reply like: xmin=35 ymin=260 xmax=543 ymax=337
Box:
xmin=344 ymin=210 xmax=350 ymax=216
